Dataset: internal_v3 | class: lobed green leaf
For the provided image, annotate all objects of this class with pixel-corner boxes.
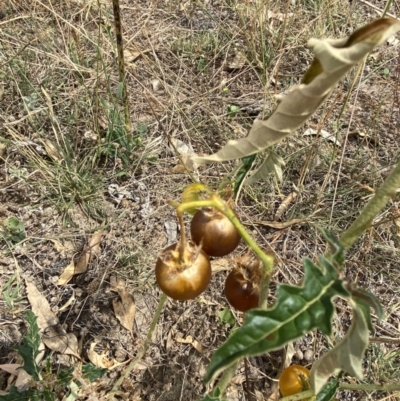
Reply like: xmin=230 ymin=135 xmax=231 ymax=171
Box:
xmin=205 ymin=257 xmax=350 ymax=382
xmin=310 ymin=301 xmax=369 ymax=393
xmin=13 ymin=311 xmax=42 ymax=381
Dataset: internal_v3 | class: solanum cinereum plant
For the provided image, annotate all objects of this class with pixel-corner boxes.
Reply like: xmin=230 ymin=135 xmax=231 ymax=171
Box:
xmin=190 ymin=207 xmax=241 ymax=257
xmin=109 ymin=18 xmax=400 ymax=401
xmin=224 ymin=252 xmax=263 ymax=313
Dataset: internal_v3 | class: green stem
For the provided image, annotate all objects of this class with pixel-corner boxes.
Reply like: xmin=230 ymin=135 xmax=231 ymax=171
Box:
xmin=339 ymin=382 xmax=400 ymax=392
xmin=258 ymin=272 xmax=271 ymax=310
xmin=108 ymin=293 xmax=167 ymax=400
xmin=340 ymin=160 xmax=400 ymax=249
xmin=214 ymin=361 xmax=240 ymax=396
xmin=177 ymin=212 xmax=187 ymax=264
xmin=279 ymin=381 xmax=400 ymax=401
xmin=382 ymin=0 xmax=394 ymax=17
xmin=279 ymin=390 xmax=314 ymax=401
xmin=177 ymin=195 xmax=275 ymax=276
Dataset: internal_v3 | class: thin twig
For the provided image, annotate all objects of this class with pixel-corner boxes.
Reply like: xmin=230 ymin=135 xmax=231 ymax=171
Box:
xmin=112 ymin=0 xmax=132 ymax=140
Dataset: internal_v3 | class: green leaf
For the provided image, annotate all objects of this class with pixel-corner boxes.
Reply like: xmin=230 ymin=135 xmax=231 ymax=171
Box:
xmin=56 ymin=367 xmax=75 ymax=387
xmin=227 ymin=105 xmax=240 ymax=117
xmin=41 ymin=388 xmax=55 ymax=401
xmin=350 ymin=288 xmax=384 ymax=320
xmin=319 ymin=228 xmax=344 ymax=267
xmin=0 ymin=386 xmax=38 ymax=400
xmin=197 ymin=387 xmax=227 ymax=401
xmin=82 ymin=363 xmax=107 ymax=382
xmin=315 ymin=377 xmax=340 ymax=401
xmin=205 ymin=257 xmax=349 ymax=382
xmin=310 ymin=301 xmax=369 ymax=394
xmin=245 ymin=150 xmax=285 ymax=185
xmin=218 ymin=309 xmax=235 ymax=326
xmin=1 ymin=216 xmax=26 ymax=243
xmin=13 ymin=311 xmax=42 ymax=381
xmin=234 ymin=154 xmax=256 ymax=197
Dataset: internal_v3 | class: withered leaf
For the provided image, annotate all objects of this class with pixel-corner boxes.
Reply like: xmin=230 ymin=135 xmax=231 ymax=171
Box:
xmin=110 ymin=276 xmax=136 ymax=334
xmin=87 ymin=342 xmax=128 ymax=370
xmin=88 ymin=342 xmax=115 ymax=369
xmin=194 ymin=18 xmax=400 ymax=186
xmin=25 ymin=280 xmax=80 ymax=359
xmin=57 ymin=229 xmax=104 ymax=285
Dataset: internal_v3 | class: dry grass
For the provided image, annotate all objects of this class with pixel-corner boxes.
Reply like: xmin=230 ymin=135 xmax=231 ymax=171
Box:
xmin=0 ymin=0 xmax=400 ymax=400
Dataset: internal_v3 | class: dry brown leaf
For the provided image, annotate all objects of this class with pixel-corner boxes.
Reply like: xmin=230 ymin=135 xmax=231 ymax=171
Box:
xmin=87 ymin=342 xmax=115 ymax=369
xmin=274 ymin=192 xmax=298 ymax=221
xmin=87 ymin=342 xmax=129 ymax=372
xmin=43 ymin=139 xmax=63 ymax=162
xmin=112 ymin=290 xmax=135 ymax=334
xmin=110 ymin=277 xmax=135 ymax=334
xmin=58 ymin=289 xmax=76 ymax=312
xmin=226 ymin=51 xmax=247 ymax=70
xmin=58 ymin=229 xmax=104 ymax=284
xmin=267 ymin=10 xmax=294 ymax=21
xmin=195 ymin=18 xmax=400 ymax=179
xmin=0 ymin=364 xmax=21 ymax=376
xmin=25 ymin=280 xmax=81 ymax=359
xmin=124 ymin=48 xmax=150 ymax=63
xmin=43 ymin=331 xmax=80 ymax=357
xmin=50 ymin=239 xmax=74 ymax=257
xmin=57 ymin=259 xmax=75 ymax=285
xmin=176 ymin=335 xmax=203 ymax=353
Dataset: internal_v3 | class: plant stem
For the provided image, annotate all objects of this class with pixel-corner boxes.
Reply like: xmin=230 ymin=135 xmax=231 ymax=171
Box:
xmin=278 ymin=381 xmax=400 ymax=401
xmin=214 ymin=361 xmax=240 ymax=395
xmin=177 ymin=195 xmax=275 ymax=276
xmin=258 ymin=272 xmax=271 ymax=309
xmin=339 ymin=382 xmax=400 ymax=391
xmin=279 ymin=390 xmax=314 ymax=401
xmin=177 ymin=212 xmax=187 ymax=264
xmin=112 ymin=0 xmax=132 ymax=141
xmin=340 ymin=160 xmax=400 ymax=249
xmin=382 ymin=0 xmax=394 ymax=17
xmin=108 ymin=293 xmax=167 ymax=400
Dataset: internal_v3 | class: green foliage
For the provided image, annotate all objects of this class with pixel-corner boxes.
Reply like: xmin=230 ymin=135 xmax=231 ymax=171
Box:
xmin=82 ymin=364 xmax=107 ymax=382
xmin=205 ymin=252 xmax=350 ymax=382
xmin=315 ymin=377 xmax=340 ymax=401
xmin=218 ymin=309 xmax=235 ymax=326
xmin=13 ymin=311 xmax=42 ymax=381
xmin=310 ymin=301 xmax=370 ymax=393
xmin=0 ymin=216 xmax=26 ymax=244
xmin=0 ymin=386 xmax=38 ymax=401
xmin=2 ymin=274 xmax=23 ymax=311
xmin=234 ymin=154 xmax=256 ymax=196
xmin=227 ymin=105 xmax=240 ymax=118
xmin=198 ymin=387 xmax=227 ymax=401
xmin=1 ymin=313 xmax=107 ymax=401
xmin=55 ymin=367 xmax=75 ymax=387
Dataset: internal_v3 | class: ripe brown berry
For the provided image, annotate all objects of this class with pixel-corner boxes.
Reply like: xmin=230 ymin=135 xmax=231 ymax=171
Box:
xmin=190 ymin=208 xmax=241 ymax=257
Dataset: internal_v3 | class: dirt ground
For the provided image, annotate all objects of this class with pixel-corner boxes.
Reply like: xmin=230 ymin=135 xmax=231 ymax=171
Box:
xmin=1 ymin=0 xmax=400 ymax=400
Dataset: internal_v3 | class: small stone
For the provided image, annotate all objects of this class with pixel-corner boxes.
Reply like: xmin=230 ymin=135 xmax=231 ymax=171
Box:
xmin=304 ymin=349 xmax=314 ymax=361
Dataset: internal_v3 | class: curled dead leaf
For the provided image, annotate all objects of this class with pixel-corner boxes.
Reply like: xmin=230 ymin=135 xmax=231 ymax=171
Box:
xmin=57 ymin=229 xmax=104 ymax=285
xmin=88 ymin=342 xmax=115 ymax=369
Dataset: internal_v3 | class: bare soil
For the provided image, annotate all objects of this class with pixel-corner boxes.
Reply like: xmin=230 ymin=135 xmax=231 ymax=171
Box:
xmin=1 ymin=0 xmax=400 ymax=400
